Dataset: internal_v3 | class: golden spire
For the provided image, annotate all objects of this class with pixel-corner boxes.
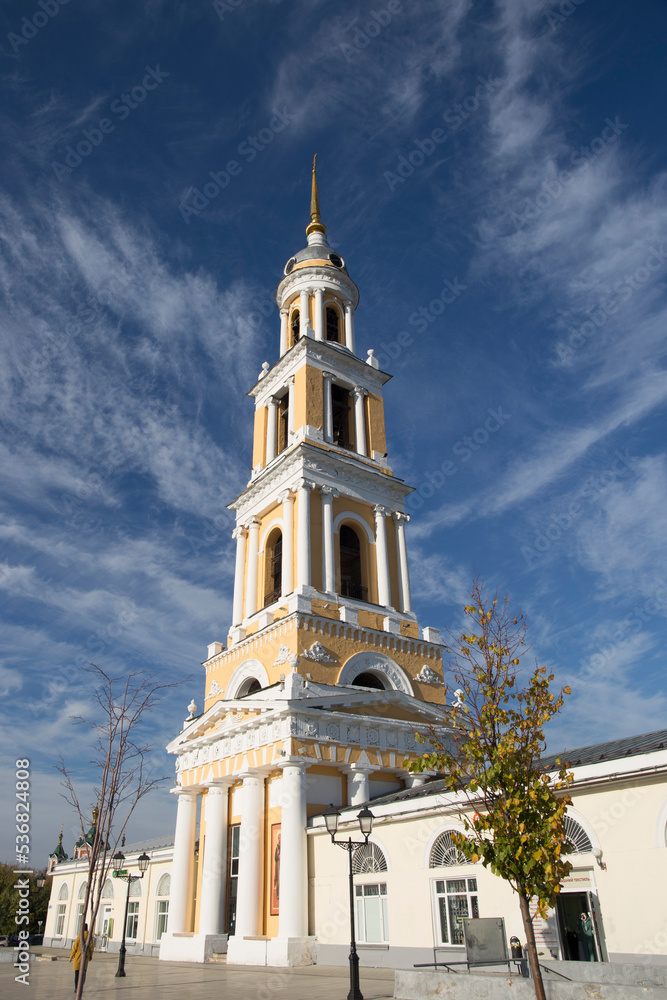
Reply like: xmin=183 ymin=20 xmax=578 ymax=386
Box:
xmin=58 ymin=825 xmax=64 ymax=845
xmin=306 ymin=154 xmax=327 ymax=237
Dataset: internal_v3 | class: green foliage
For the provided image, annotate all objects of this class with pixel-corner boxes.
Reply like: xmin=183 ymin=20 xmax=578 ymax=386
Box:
xmin=410 ymin=582 xmax=573 ymax=918
xmin=0 ymin=863 xmax=50 ymax=935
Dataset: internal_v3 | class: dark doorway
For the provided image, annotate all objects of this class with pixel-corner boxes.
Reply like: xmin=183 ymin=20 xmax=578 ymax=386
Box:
xmin=352 ymin=672 xmax=385 ymax=690
xmin=556 ymin=892 xmax=598 ymax=961
xmin=332 ymin=383 xmax=351 ymax=449
xmin=265 ymin=532 xmax=282 ymax=607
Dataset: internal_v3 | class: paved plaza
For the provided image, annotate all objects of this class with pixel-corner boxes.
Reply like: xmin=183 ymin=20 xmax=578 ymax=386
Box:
xmin=1 ymin=950 xmax=395 ymax=1000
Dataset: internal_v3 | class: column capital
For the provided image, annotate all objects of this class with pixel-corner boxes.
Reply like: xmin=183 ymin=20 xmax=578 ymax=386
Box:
xmin=204 ymin=779 xmax=233 ymax=794
xmin=232 ymin=525 xmax=247 ymax=540
xmin=275 ymin=757 xmax=310 ymax=772
xmin=294 ymin=478 xmax=316 ymax=492
xmin=280 ymin=306 xmax=288 ymax=316
xmin=373 ymin=504 xmax=391 ymax=518
xmin=285 ymin=374 xmax=295 ymax=385
xmin=268 ymin=394 xmax=281 ymax=407
xmin=322 ymin=370 xmax=335 ymax=381
xmin=352 ymin=385 xmax=368 ymax=397
xmin=244 ymin=515 xmax=260 ymax=528
xmin=279 ymin=489 xmax=295 ymax=505
xmin=392 ymin=511 xmax=410 ymax=525
xmin=320 ymin=485 xmax=339 ymax=499
xmin=171 ymin=785 xmax=199 ymax=798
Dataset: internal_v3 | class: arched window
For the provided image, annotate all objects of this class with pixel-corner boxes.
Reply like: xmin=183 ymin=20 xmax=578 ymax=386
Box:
xmin=352 ymin=843 xmax=388 ymax=875
xmin=326 ymin=306 xmax=340 ymax=343
xmin=291 ymin=309 xmax=300 ymax=345
xmin=564 ymin=815 xmax=593 ymax=854
xmin=156 ymin=873 xmax=171 ymax=897
xmin=429 ymin=831 xmax=473 ymax=868
xmin=352 ymin=672 xmax=386 ymax=690
xmin=129 ymin=878 xmax=142 ymax=897
xmin=332 ymin=383 xmax=351 ymax=448
xmin=339 ymin=524 xmax=365 ymax=600
xmin=78 ymin=881 xmax=88 ymax=899
xmin=101 ymin=879 xmax=114 ymax=899
xmin=238 ymin=677 xmax=262 ymax=696
xmin=278 ymin=394 xmax=289 ymax=453
xmin=264 ymin=530 xmax=282 ymax=607
xmin=58 ymin=883 xmax=69 ymax=901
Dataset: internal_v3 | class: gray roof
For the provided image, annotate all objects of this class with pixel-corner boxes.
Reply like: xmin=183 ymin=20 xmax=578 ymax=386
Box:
xmin=359 ymin=728 xmax=667 ymax=811
xmin=540 ymin=728 xmax=667 ymax=770
xmin=286 ymin=243 xmax=349 ymax=275
xmin=120 ymin=835 xmax=175 ymax=854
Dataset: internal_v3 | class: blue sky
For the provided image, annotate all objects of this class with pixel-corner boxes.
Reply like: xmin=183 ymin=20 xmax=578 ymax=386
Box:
xmin=1 ymin=0 xmax=667 ymax=864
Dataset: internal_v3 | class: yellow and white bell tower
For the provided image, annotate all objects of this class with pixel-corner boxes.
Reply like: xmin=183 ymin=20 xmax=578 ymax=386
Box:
xmin=227 ymin=157 xmax=424 ymax=657
xmin=160 ymin=162 xmax=449 ymax=969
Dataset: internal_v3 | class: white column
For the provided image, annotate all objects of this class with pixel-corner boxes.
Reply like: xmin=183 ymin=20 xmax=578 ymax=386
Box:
xmin=314 ymin=287 xmax=324 ymax=341
xmin=232 ymin=526 xmax=247 ymax=626
xmin=266 ymin=396 xmax=279 ymax=464
xmin=285 ymin=377 xmax=295 ymax=441
xmin=393 ymin=512 xmax=412 ymax=613
xmin=347 ymin=767 xmax=372 ymax=806
xmin=344 ymin=303 xmax=356 ymax=354
xmin=279 ymin=308 xmax=288 ymax=356
xmin=277 ymin=762 xmax=308 ymax=938
xmin=168 ymin=788 xmax=198 ymax=934
xmin=299 ymin=289 xmax=309 ymax=339
xmin=373 ymin=505 xmax=392 ymax=608
xmin=244 ymin=518 xmax=260 ymax=618
xmin=199 ymin=782 xmax=231 ymax=937
xmin=233 ymin=773 xmax=265 ymax=939
xmin=280 ymin=491 xmax=294 ymax=596
xmin=322 ymin=372 xmax=334 ymax=444
xmin=320 ymin=486 xmax=338 ymax=594
xmin=296 ymin=480 xmax=313 ymax=589
xmin=353 ymin=387 xmax=367 ymax=457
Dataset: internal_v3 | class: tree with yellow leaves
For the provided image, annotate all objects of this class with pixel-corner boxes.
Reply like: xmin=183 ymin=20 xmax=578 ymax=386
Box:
xmin=410 ymin=581 xmax=573 ymax=1000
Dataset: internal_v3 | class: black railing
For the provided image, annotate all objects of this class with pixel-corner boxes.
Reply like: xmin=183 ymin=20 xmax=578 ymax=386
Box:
xmin=264 ymin=587 xmax=281 ymax=607
xmin=339 ymin=581 xmax=368 ymax=601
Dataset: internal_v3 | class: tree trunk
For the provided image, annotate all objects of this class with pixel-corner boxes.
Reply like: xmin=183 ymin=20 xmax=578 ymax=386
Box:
xmin=518 ymin=893 xmax=547 ymax=1000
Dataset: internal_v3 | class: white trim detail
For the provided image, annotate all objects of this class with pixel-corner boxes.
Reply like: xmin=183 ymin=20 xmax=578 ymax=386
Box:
xmin=655 ymin=798 xmax=667 ymax=848
xmin=337 ymin=651 xmax=414 ymax=696
xmin=258 ymin=517 xmax=284 ymax=555
xmin=333 ymin=510 xmax=375 ymax=545
xmin=564 ymin=806 xmax=600 ymax=854
xmin=225 ymin=659 xmax=271 ymax=699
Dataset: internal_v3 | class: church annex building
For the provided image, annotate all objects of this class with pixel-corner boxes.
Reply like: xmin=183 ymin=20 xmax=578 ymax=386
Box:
xmin=44 ymin=168 xmax=667 ymax=969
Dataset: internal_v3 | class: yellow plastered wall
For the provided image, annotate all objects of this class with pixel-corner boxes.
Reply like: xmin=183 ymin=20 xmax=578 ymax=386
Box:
xmin=193 ymin=795 xmax=206 ymax=934
xmin=386 ymin=516 xmax=400 ymax=611
xmin=265 ymin=775 xmax=281 ymax=937
xmin=367 ymin=393 xmax=387 ymax=456
xmin=310 ymin=486 xmax=323 ymax=590
xmin=253 ymin=405 xmax=268 ymax=468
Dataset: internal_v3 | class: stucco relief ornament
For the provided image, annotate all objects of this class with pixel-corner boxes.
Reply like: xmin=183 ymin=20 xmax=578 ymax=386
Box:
xmin=302 ymin=641 xmax=336 ymax=663
xmin=209 ymin=679 xmax=223 ymax=697
xmin=347 ymin=725 xmax=360 ymax=743
xmin=416 ymin=665 xmax=444 ymax=685
xmin=274 ymin=644 xmax=292 ymax=665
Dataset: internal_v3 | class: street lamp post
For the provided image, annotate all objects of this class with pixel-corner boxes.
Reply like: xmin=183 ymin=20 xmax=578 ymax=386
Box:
xmin=323 ymin=804 xmax=374 ymax=1000
xmin=112 ymin=851 xmax=150 ymax=978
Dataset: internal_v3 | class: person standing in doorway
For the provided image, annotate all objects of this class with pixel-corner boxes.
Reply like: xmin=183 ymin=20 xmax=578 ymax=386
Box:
xmin=69 ymin=923 xmax=94 ymax=991
xmin=579 ymin=912 xmax=596 ymax=961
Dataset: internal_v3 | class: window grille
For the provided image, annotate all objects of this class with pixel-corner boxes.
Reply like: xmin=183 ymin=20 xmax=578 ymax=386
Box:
xmin=564 ymin=815 xmax=593 ymax=854
xmin=429 ymin=831 xmax=473 ymax=868
xmin=58 ymin=883 xmax=69 ymax=901
xmin=352 ymin=842 xmax=388 ymax=875
xmin=101 ymin=880 xmax=114 ymax=899
xmin=156 ymin=873 xmax=171 ymax=897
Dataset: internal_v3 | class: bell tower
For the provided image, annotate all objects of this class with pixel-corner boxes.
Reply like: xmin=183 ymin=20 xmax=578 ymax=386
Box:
xmin=161 ymin=162 xmax=448 ymax=969
xmin=224 ymin=157 xmax=426 ymax=664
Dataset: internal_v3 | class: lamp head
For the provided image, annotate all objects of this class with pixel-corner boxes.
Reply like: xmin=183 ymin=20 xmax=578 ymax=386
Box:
xmin=112 ymin=851 xmax=125 ymax=872
xmin=323 ymin=803 xmax=340 ymax=838
xmin=138 ymin=852 xmax=150 ymax=873
xmin=357 ymin=806 xmax=374 ymax=840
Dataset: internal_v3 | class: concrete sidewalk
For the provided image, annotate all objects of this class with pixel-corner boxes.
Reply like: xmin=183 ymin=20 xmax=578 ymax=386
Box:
xmin=1 ymin=948 xmax=395 ymax=1000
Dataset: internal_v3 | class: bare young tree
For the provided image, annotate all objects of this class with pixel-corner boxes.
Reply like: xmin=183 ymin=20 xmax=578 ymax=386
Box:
xmin=411 ymin=581 xmax=573 ymax=1000
xmin=57 ymin=665 xmax=178 ymax=1000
